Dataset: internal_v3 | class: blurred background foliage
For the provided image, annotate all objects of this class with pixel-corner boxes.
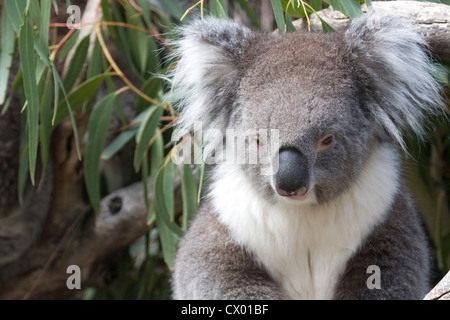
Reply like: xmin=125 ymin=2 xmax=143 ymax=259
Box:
xmin=0 ymin=0 xmax=448 ymax=299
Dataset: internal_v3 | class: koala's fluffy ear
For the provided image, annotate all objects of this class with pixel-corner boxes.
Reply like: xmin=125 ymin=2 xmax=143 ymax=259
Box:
xmin=345 ymin=13 xmax=445 ymax=151
xmin=170 ymin=18 xmax=254 ymax=137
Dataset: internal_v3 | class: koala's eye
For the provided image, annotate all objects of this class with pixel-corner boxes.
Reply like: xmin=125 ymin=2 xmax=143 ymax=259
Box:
xmin=317 ymin=134 xmax=335 ymax=153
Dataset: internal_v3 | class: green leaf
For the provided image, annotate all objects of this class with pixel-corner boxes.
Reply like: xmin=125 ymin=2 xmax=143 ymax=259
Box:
xmin=28 ymin=0 xmax=41 ymax=32
xmin=138 ymin=0 xmax=151 ymax=26
xmin=147 ymin=127 xmax=164 ymax=223
xmin=103 ymin=105 xmax=158 ymax=159
xmin=339 ymin=0 xmax=362 ymax=19
xmin=4 ymin=0 xmax=27 ymax=34
xmin=135 ymin=77 xmax=162 ymax=115
xmin=58 ymin=29 xmax=80 ymax=62
xmin=280 ymin=0 xmax=307 ymax=18
xmin=158 ymin=0 xmax=185 ymax=21
xmin=100 ymin=0 xmax=116 ymax=38
xmin=51 ymin=63 xmax=82 ymax=160
xmin=285 ymin=12 xmax=296 ymax=32
xmin=210 ymin=0 xmax=229 ymax=19
xmin=330 ymin=0 xmax=362 ymax=19
xmin=39 ymin=69 xmax=53 ymax=171
xmin=234 ymin=0 xmax=260 ymax=28
xmin=51 ymin=0 xmax=59 ymax=12
xmin=197 ymin=162 xmax=207 ymax=205
xmin=150 ymin=128 xmax=164 ymax=186
xmin=181 ymin=164 xmax=198 ymax=230
xmin=316 ymin=14 xmax=335 ymax=33
xmin=62 ymin=35 xmax=90 ymax=92
xmin=311 ymin=0 xmax=323 ymax=11
xmin=163 ymin=157 xmax=176 ymax=220
xmin=271 ymin=0 xmax=286 ymax=32
xmin=19 ymin=9 xmax=39 ymax=185
xmin=87 ymin=38 xmax=103 ymax=79
xmin=53 ymin=72 xmax=113 ymax=125
xmin=84 ymin=92 xmax=118 ymax=213
xmin=39 ymin=0 xmax=51 ymax=53
xmin=102 ymin=126 xmax=138 ymax=160
xmin=0 ymin=7 xmax=16 ymax=105
xmin=153 ymin=161 xmax=179 ymax=230
xmin=134 ymin=105 xmax=163 ymax=171
xmin=153 ymin=160 xmax=183 ymax=269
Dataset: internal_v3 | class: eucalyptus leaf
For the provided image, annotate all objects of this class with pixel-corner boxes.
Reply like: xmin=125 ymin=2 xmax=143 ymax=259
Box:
xmin=181 ymin=164 xmax=198 ymax=230
xmin=339 ymin=0 xmax=363 ymax=19
xmin=0 ymin=7 xmax=16 ymax=105
xmin=210 ymin=0 xmax=229 ymax=19
xmin=19 ymin=9 xmax=39 ymax=185
xmin=134 ymin=105 xmax=163 ymax=171
xmin=63 ymin=35 xmax=90 ymax=92
xmin=4 ymin=0 xmax=27 ymax=34
xmin=84 ymin=92 xmax=118 ymax=213
xmin=271 ymin=0 xmax=286 ymax=32
xmin=53 ymin=73 xmax=113 ymax=125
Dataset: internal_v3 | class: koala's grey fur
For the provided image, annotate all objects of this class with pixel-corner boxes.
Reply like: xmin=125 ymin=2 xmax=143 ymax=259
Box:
xmin=169 ymin=13 xmax=445 ymax=300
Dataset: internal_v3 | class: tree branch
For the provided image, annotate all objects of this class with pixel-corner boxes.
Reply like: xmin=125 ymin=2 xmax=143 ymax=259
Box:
xmin=293 ymin=1 xmax=450 ymax=62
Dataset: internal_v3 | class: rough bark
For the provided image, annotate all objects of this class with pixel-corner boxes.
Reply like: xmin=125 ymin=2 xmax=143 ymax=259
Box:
xmin=293 ymin=1 xmax=450 ymax=62
xmin=424 ymin=271 xmax=450 ymax=300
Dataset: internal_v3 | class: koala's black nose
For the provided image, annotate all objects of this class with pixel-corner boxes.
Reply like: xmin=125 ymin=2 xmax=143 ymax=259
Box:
xmin=275 ymin=148 xmax=310 ymax=198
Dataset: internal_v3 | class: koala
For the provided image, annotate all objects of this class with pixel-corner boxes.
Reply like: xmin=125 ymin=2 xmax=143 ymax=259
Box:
xmin=169 ymin=13 xmax=445 ymax=299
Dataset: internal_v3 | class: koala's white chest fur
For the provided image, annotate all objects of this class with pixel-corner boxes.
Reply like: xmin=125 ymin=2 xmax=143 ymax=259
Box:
xmin=211 ymin=146 xmax=399 ymax=299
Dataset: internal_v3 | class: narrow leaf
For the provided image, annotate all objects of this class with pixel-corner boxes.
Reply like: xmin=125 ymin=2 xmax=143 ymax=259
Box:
xmin=285 ymin=13 xmax=296 ymax=32
xmin=153 ymin=161 xmax=183 ymax=268
xmin=147 ymin=126 xmax=164 ymax=222
xmin=311 ymin=0 xmax=323 ymax=11
xmin=339 ymin=0 xmax=363 ymax=19
xmin=4 ymin=0 xmax=27 ymax=34
xmin=84 ymin=92 xmax=118 ymax=213
xmin=158 ymin=0 xmax=185 ymax=20
xmin=181 ymin=164 xmax=198 ymax=230
xmin=102 ymin=125 xmax=138 ymax=160
xmin=271 ymin=0 xmax=286 ymax=32
xmin=331 ymin=0 xmax=362 ymax=19
xmin=62 ymin=35 xmax=90 ymax=92
xmin=58 ymin=29 xmax=80 ymax=62
xmin=39 ymin=69 xmax=53 ymax=171
xmin=138 ymin=0 xmax=151 ymax=26
xmin=87 ymin=38 xmax=102 ymax=79
xmin=134 ymin=105 xmax=163 ymax=171
xmin=39 ymin=0 xmax=52 ymax=53
xmin=51 ymin=63 xmax=81 ymax=160
xmin=210 ymin=0 xmax=229 ymax=19
xmin=235 ymin=0 xmax=260 ymax=28
xmin=53 ymin=72 xmax=112 ymax=125
xmin=19 ymin=10 xmax=39 ymax=185
xmin=0 ymin=8 xmax=16 ymax=105
xmin=135 ymin=77 xmax=162 ymax=115
xmin=317 ymin=14 xmax=335 ymax=33
xmin=100 ymin=0 xmax=116 ymax=38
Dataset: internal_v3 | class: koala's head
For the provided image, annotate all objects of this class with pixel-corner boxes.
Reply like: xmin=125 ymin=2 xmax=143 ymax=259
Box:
xmin=170 ymin=14 xmax=444 ymax=205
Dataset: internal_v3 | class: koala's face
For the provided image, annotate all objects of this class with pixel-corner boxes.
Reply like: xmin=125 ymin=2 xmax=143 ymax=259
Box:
xmin=235 ymin=33 xmax=374 ymax=205
xmin=172 ymin=16 xmax=443 ymax=206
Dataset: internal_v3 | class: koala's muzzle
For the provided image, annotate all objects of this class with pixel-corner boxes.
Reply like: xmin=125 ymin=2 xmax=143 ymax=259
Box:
xmin=275 ymin=148 xmax=310 ymax=199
